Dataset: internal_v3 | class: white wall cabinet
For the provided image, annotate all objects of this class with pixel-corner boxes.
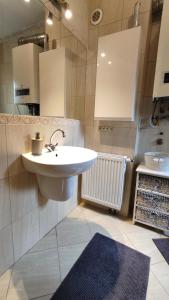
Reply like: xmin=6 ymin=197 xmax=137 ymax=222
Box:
xmin=94 ymin=26 xmax=141 ymax=121
xmin=40 ymin=48 xmax=71 ymax=117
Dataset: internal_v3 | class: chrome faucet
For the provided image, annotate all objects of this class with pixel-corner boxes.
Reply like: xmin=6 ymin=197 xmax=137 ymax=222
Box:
xmin=45 ymin=129 xmax=66 ymax=152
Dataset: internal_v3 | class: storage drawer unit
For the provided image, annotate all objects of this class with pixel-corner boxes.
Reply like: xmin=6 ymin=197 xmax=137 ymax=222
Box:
xmin=133 ymin=165 xmax=169 ymax=232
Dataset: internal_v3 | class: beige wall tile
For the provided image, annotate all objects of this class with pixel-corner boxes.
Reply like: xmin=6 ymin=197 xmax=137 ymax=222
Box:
xmin=76 ymin=65 xmax=86 ymax=97
xmin=0 ymin=225 xmax=14 ymax=276
xmin=0 ymin=125 xmax=8 ymax=179
xmin=72 ymin=122 xmax=85 ymax=146
xmin=87 ymin=28 xmax=98 ymax=64
xmin=12 ymin=209 xmax=40 ymax=262
xmin=98 ymin=20 xmax=121 ymax=37
xmin=6 ymin=125 xmax=36 ymax=176
xmin=0 ymin=178 xmax=11 ymax=230
xmin=70 ymin=97 xmax=85 ymax=121
xmin=123 ymin=0 xmax=152 ymax=19
xmin=85 ymin=95 xmax=95 ymax=126
xmin=86 ymin=64 xmax=97 ymax=96
xmin=61 ymin=35 xmax=78 ymax=56
xmin=88 ymin=0 xmax=123 ymax=28
xmin=9 ymin=172 xmax=38 ymax=223
xmin=39 ymin=200 xmax=60 ymax=238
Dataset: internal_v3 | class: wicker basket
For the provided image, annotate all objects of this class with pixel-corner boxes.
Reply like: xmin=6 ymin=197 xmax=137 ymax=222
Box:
xmin=138 ymin=174 xmax=169 ymax=195
xmin=136 ymin=207 xmax=169 ymax=230
xmin=137 ymin=191 xmax=169 ymax=213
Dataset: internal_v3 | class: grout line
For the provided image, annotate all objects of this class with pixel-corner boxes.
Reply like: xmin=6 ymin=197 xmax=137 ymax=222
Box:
xmin=150 ymin=266 xmax=169 ymax=296
xmin=55 ymin=226 xmax=62 ymax=284
xmin=30 ymin=293 xmax=53 ymax=300
xmin=5 ymin=266 xmax=14 ymax=300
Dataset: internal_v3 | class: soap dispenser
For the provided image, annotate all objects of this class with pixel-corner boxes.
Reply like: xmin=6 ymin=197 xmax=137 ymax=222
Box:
xmin=32 ymin=132 xmax=43 ymax=155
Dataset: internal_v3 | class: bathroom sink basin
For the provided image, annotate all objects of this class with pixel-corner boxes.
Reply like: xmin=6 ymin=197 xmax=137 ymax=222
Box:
xmin=22 ymin=146 xmax=97 ymax=201
xmin=22 ymin=146 xmax=97 ymax=177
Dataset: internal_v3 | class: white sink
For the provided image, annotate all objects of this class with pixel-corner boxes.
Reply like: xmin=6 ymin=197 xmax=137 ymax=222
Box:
xmin=22 ymin=146 xmax=97 ymax=201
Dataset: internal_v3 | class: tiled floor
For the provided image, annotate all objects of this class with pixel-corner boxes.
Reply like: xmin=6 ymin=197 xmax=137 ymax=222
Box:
xmin=0 ymin=204 xmax=169 ymax=300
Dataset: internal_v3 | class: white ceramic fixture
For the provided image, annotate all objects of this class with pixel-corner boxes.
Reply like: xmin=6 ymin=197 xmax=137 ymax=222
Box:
xmin=144 ymin=152 xmax=169 ymax=172
xmin=22 ymin=146 xmax=97 ymax=201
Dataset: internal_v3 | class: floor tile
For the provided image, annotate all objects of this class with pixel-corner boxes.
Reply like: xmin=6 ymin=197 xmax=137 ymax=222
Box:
xmin=6 ymin=249 xmax=60 ymax=300
xmin=29 ymin=229 xmax=57 ymax=253
xmin=112 ymin=217 xmax=153 ymax=235
xmin=0 ymin=270 xmax=12 ymax=300
xmin=1 ymin=205 xmax=169 ymax=300
xmin=56 ymin=218 xmax=91 ymax=247
xmin=67 ymin=206 xmax=86 ymax=221
xmin=58 ymin=243 xmax=87 ymax=281
xmin=147 ymin=271 xmax=169 ymax=300
xmin=82 ymin=204 xmax=108 ymax=221
xmin=151 ymin=261 xmax=169 ymax=294
xmin=126 ymin=230 xmax=163 ymax=265
xmin=87 ymin=215 xmax=123 ymax=239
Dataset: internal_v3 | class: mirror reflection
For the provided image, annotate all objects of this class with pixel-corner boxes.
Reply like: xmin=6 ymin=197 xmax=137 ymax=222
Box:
xmin=0 ymin=0 xmax=86 ymax=120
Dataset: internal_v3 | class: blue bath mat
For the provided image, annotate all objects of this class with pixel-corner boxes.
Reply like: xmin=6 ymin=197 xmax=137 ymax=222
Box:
xmin=153 ymin=238 xmax=169 ymax=264
xmin=51 ymin=233 xmax=150 ymax=300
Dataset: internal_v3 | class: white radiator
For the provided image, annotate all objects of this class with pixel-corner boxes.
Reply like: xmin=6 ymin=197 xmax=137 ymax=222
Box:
xmin=81 ymin=153 xmax=127 ymax=210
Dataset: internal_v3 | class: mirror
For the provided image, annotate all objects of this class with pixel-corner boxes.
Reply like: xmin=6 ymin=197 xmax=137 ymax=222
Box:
xmin=0 ymin=0 xmax=45 ymax=115
xmin=0 ymin=0 xmax=87 ymax=120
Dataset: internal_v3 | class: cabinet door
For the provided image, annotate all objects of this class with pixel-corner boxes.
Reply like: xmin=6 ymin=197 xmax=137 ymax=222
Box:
xmin=40 ymin=48 xmax=66 ymax=117
xmin=94 ymin=26 xmax=141 ymax=121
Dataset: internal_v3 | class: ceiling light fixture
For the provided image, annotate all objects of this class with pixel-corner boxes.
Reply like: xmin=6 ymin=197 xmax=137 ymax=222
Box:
xmin=46 ymin=11 xmax=53 ymax=25
xmin=24 ymin=0 xmax=31 ymax=2
xmin=64 ymin=6 xmax=72 ymax=19
xmin=49 ymin=0 xmax=72 ymax=20
xmin=101 ymin=52 xmax=106 ymax=58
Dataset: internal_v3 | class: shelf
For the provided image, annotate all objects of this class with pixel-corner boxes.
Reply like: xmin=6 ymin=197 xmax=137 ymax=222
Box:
xmin=135 ymin=204 xmax=169 ymax=217
xmin=134 ymin=166 xmax=169 ymax=232
xmin=137 ymin=165 xmax=169 ymax=179
xmin=133 ymin=218 xmax=169 ymax=232
xmin=137 ymin=187 xmax=169 ymax=199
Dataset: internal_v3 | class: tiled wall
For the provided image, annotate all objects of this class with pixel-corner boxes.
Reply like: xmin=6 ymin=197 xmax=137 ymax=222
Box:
xmin=85 ymin=0 xmax=152 ymax=159
xmin=0 ymin=115 xmax=84 ymax=276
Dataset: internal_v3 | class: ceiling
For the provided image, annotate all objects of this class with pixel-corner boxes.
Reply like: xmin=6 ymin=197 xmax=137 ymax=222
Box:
xmin=0 ymin=0 xmax=45 ymax=39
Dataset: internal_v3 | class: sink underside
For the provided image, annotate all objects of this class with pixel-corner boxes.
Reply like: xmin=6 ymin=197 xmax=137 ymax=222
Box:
xmin=37 ymin=175 xmax=76 ymax=201
xmin=22 ymin=146 xmax=97 ymax=201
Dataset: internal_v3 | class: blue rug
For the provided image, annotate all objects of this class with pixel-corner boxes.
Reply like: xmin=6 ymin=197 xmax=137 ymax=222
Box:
xmin=153 ymin=238 xmax=169 ymax=264
xmin=51 ymin=233 xmax=150 ymax=300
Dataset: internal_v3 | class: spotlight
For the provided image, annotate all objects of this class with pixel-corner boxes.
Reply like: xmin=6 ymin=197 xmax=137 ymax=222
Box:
xmin=24 ymin=0 xmax=31 ymax=2
xmin=108 ymin=61 xmax=112 ymax=65
xmin=64 ymin=8 xmax=72 ymax=19
xmin=46 ymin=12 xmax=53 ymax=25
xmin=101 ymin=52 xmax=106 ymax=58
xmin=49 ymin=0 xmax=72 ymax=20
